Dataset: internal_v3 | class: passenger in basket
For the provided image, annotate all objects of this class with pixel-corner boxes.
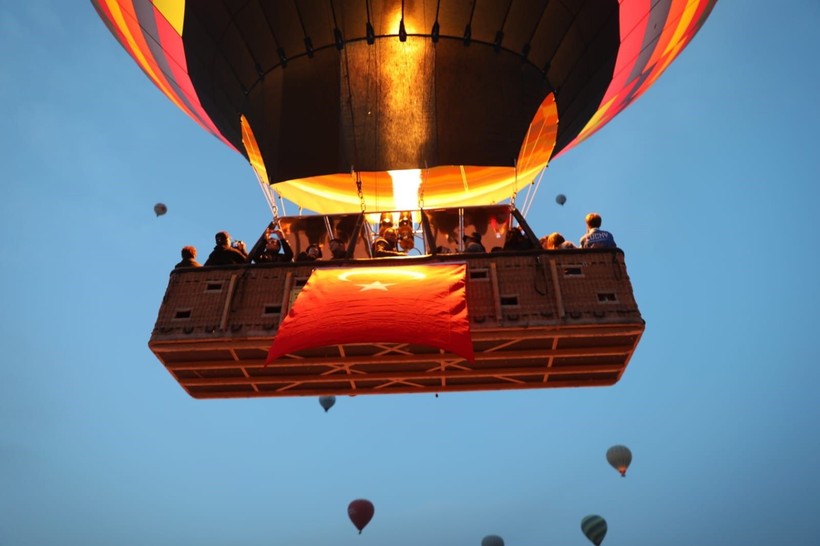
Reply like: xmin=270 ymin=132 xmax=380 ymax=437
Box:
xmin=503 ymin=226 xmax=534 ymax=250
xmin=372 ymin=227 xmax=406 ymax=257
xmin=579 ymin=212 xmax=617 ymax=249
xmin=253 ymin=228 xmax=294 ymax=263
xmin=295 ymin=243 xmax=323 ymax=262
xmin=540 ymin=232 xmax=577 ymax=250
xmin=204 ymin=231 xmax=248 ymax=266
xmin=175 ymin=246 xmax=202 ymax=268
xmin=462 ymin=232 xmax=486 ymax=253
xmin=329 ymin=238 xmax=348 ymax=259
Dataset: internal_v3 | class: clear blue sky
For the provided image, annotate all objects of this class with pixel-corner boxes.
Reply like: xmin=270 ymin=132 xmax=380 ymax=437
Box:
xmin=2 ymin=2 xmax=819 ymax=545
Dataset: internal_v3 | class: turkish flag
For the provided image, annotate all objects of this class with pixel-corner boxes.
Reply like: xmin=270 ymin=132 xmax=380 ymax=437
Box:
xmin=266 ymin=263 xmax=474 ymax=363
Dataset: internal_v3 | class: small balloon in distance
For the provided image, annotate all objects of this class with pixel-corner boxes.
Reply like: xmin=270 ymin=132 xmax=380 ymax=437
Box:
xmin=318 ymin=395 xmax=336 ymax=413
xmin=153 ymin=203 xmax=168 ymax=217
xmin=606 ymin=444 xmax=632 ymax=477
xmin=581 ymin=515 xmax=607 ymax=546
xmin=481 ymin=535 xmax=505 ymax=546
xmin=348 ymin=499 xmax=374 ymax=534
xmin=555 ymin=194 xmax=567 ymax=206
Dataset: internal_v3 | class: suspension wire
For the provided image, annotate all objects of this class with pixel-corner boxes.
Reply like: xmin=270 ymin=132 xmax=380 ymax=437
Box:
xmin=274 ymin=188 xmax=287 ymax=220
xmin=292 ymin=0 xmax=313 ymax=56
xmin=521 ymin=165 xmax=547 ymax=218
xmin=464 ymin=0 xmax=477 ymax=42
xmin=339 ymin=1 xmax=360 ymax=172
xmin=269 ymin=187 xmax=281 ymax=223
xmin=521 ymin=165 xmax=544 ymax=217
xmin=492 ymin=0 xmax=514 ymax=52
xmin=255 ymin=178 xmax=276 ymax=218
xmin=510 ymin=158 xmax=518 ymax=210
xmin=520 ymin=180 xmax=535 ymax=218
xmin=523 ymin=180 xmax=538 ymax=218
xmin=519 ymin=181 xmax=533 ymax=218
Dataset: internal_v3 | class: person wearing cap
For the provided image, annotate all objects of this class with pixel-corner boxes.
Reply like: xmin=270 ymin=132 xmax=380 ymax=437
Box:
xmin=463 ymin=231 xmax=486 ymax=253
xmin=372 ymin=227 xmax=406 ymax=257
xmin=579 ymin=212 xmax=616 ymax=249
xmin=204 ymin=231 xmax=248 ymax=266
xmin=174 ymin=246 xmax=202 ymax=268
xmin=253 ymin=228 xmax=293 ymax=263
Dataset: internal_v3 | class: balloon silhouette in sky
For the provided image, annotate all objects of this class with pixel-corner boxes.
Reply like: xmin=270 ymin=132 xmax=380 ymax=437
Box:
xmin=581 ymin=515 xmax=608 ymax=546
xmin=348 ymin=499 xmax=374 ymax=534
xmin=481 ymin=535 xmax=504 ymax=546
xmin=318 ymin=395 xmax=336 ymax=413
xmin=606 ymin=444 xmax=632 ymax=477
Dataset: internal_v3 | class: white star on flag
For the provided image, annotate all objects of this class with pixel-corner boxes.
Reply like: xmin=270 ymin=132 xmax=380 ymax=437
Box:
xmin=357 ymin=281 xmax=396 ymax=292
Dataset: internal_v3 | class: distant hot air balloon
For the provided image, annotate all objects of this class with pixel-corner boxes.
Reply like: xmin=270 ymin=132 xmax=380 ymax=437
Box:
xmin=555 ymin=194 xmax=567 ymax=206
xmin=606 ymin=445 xmax=632 ymax=477
xmin=348 ymin=499 xmax=374 ymax=534
xmin=319 ymin=395 xmax=336 ymax=413
xmin=481 ymin=535 xmax=505 ymax=546
xmin=153 ymin=203 xmax=167 ymax=217
xmin=581 ymin=515 xmax=607 ymax=546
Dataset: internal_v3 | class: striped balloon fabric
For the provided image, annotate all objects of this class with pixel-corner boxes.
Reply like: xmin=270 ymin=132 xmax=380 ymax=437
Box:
xmin=581 ymin=515 xmax=608 ymax=546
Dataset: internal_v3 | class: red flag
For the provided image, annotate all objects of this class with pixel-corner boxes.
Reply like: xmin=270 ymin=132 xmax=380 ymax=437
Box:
xmin=266 ymin=263 xmax=474 ymax=363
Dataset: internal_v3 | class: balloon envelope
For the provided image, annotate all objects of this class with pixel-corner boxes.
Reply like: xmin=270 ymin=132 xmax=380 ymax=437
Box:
xmin=481 ymin=535 xmax=504 ymax=546
xmin=153 ymin=203 xmax=167 ymax=217
xmin=606 ymin=444 xmax=632 ymax=477
xmin=581 ymin=515 xmax=607 ymax=546
xmin=348 ymin=499 xmax=374 ymax=534
xmin=318 ymin=395 xmax=336 ymax=413
xmin=92 ymin=0 xmax=717 ymax=214
xmin=555 ymin=194 xmax=566 ymax=205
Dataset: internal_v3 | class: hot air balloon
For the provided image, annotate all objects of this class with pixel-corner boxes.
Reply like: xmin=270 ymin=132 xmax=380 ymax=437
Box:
xmin=318 ymin=395 xmax=336 ymax=413
xmin=555 ymin=194 xmax=566 ymax=206
xmin=581 ymin=515 xmax=608 ymax=546
xmin=153 ymin=203 xmax=167 ymax=217
xmin=92 ymin=0 xmax=716 ymax=399
xmin=348 ymin=499 xmax=374 ymax=534
xmin=481 ymin=535 xmax=505 ymax=546
xmin=606 ymin=444 xmax=632 ymax=477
